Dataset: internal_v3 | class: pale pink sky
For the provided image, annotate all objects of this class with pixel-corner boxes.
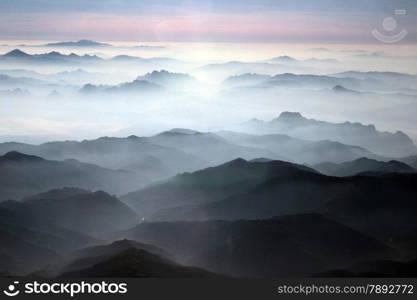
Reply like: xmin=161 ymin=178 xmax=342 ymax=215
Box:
xmin=0 ymin=0 xmax=415 ymax=43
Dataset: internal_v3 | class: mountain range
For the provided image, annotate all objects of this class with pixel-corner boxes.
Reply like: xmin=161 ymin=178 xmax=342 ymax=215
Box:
xmin=0 ymin=187 xmax=141 ymax=275
xmin=314 ymin=157 xmax=416 ymax=177
xmin=217 ymin=130 xmax=383 ymax=164
xmin=122 ymin=158 xmax=417 ymax=225
xmin=147 ymin=129 xmax=283 ymax=166
xmin=233 ymin=112 xmax=417 ymax=157
xmin=0 ymin=136 xmax=206 ymax=181
xmin=223 ymin=72 xmax=371 ymax=90
xmin=1 ymin=39 xmax=417 ymax=280
xmin=0 ymin=49 xmax=184 ymax=69
xmin=0 ymin=68 xmax=119 ymax=86
xmin=0 ymin=151 xmax=149 ymax=200
xmin=136 ymin=70 xmax=199 ymax=90
xmin=80 ymin=70 xmax=201 ymax=93
xmin=121 ymin=158 xmax=319 ymax=219
xmin=331 ymin=71 xmax=417 ymax=90
xmin=80 ymin=79 xmax=164 ymax=94
xmin=0 ymin=49 xmax=102 ymax=66
xmin=196 ymin=61 xmax=315 ymax=81
xmin=43 ymin=40 xmax=112 ymax=48
xmin=399 ymin=155 xmax=417 ymax=169
xmin=1 ymin=155 xmax=416 ymax=277
xmin=61 ymin=248 xmax=218 ymax=278
xmin=0 ymin=73 xmax=46 ymax=87
xmin=223 ymin=71 xmax=417 ymax=91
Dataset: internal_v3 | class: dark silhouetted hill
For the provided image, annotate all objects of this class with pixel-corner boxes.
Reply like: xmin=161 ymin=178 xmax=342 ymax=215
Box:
xmin=2 ymin=188 xmax=138 ymax=237
xmin=120 ymin=214 xmax=394 ymax=277
xmin=61 ymin=248 xmax=218 ymax=278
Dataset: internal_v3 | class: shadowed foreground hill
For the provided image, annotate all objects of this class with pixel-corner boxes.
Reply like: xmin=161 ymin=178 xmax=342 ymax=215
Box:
xmin=0 ymin=188 xmax=139 ymax=275
xmin=73 ymin=239 xmax=174 ymax=262
xmin=80 ymin=79 xmax=164 ymax=94
xmin=120 ymin=214 xmax=395 ymax=277
xmin=61 ymin=248 xmax=219 ymax=278
xmin=0 ymin=188 xmax=138 ymax=237
xmin=147 ymin=129 xmax=282 ymax=166
xmin=0 ymin=228 xmax=61 ymax=275
xmin=323 ymin=173 xmax=417 ymax=258
xmin=60 ymin=239 xmax=176 ymax=275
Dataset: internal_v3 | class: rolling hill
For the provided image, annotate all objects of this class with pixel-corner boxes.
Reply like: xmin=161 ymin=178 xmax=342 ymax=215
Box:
xmin=122 ymin=158 xmax=318 ymax=219
xmin=0 ymin=151 xmax=149 ymax=200
xmin=61 ymin=248 xmax=218 ymax=278
xmin=120 ymin=214 xmax=395 ymax=277
xmin=1 ymin=188 xmax=139 ymax=238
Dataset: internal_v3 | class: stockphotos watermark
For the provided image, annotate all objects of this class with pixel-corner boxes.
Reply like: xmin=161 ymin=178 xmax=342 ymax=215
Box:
xmin=372 ymin=9 xmax=408 ymax=43
xmin=2 ymin=281 xmax=128 ymax=298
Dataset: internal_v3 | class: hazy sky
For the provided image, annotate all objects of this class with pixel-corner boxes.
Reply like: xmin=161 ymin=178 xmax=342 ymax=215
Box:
xmin=0 ymin=0 xmax=416 ymax=43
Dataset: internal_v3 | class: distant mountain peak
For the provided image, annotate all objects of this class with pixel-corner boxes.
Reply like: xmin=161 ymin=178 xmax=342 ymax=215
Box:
xmin=137 ymin=70 xmax=196 ymax=84
xmin=4 ymin=49 xmax=30 ymax=57
xmin=151 ymin=69 xmax=169 ymax=74
xmin=143 ymin=70 xmax=184 ymax=77
xmin=111 ymin=55 xmax=142 ymax=61
xmin=332 ymin=85 xmax=359 ymax=94
xmin=353 ymin=157 xmax=376 ymax=163
xmin=45 ymin=51 xmax=64 ymax=57
xmin=156 ymin=128 xmax=201 ymax=137
xmin=247 ymin=118 xmax=264 ymax=124
xmin=394 ymin=130 xmax=413 ymax=141
xmin=274 ymin=111 xmax=306 ymax=122
xmin=44 ymin=40 xmax=111 ymax=47
xmin=314 ymin=156 xmax=415 ymax=176
xmin=224 ymin=158 xmax=247 ymax=166
xmin=271 ymin=55 xmax=297 ymax=62
xmin=168 ymin=128 xmax=200 ymax=135
xmin=77 ymin=39 xmax=99 ymax=44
